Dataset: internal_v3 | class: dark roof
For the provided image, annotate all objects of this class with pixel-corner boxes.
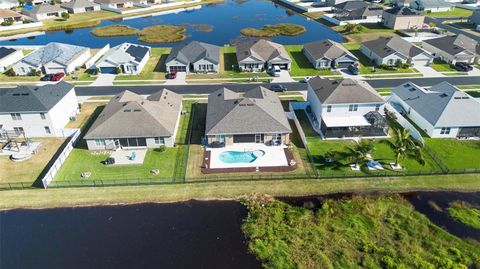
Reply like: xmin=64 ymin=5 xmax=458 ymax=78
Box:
xmin=308 ymin=77 xmax=385 ymax=104
xmin=0 ymin=81 xmax=74 ymax=113
xmin=424 ymin=34 xmax=480 ymax=56
xmin=333 ymin=1 xmax=383 ymax=17
xmin=334 ymin=1 xmax=369 ymax=10
xmin=303 ymin=39 xmax=358 ymax=61
xmin=0 ymin=47 xmax=17 ymax=59
xmin=125 ymin=44 xmax=150 ymax=63
xmin=166 ymin=41 xmax=220 ymax=65
xmin=384 ymin=6 xmax=423 ymax=15
xmin=236 ymin=39 xmax=290 ymax=63
xmin=362 ymin=36 xmax=426 ymax=58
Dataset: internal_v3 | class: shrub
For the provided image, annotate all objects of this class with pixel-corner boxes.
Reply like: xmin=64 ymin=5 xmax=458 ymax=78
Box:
xmin=156 ymin=145 xmax=167 ymax=152
xmin=395 ymin=59 xmax=403 ymax=69
xmin=34 ymin=70 xmax=42 ymax=76
xmin=4 ymin=68 xmax=16 ymax=77
xmin=1 ymin=18 xmax=14 ymax=26
xmin=61 ymin=12 xmax=70 ymax=20
xmin=115 ymin=67 xmax=122 ymax=74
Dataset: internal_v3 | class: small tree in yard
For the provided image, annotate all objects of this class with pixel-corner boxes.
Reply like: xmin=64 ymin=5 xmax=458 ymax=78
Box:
xmin=339 ymin=139 xmax=375 ymax=169
xmin=344 ymin=23 xmax=363 ymax=34
xmin=395 ymin=59 xmax=403 ymax=69
xmin=18 ymin=0 xmax=25 ymax=7
xmin=116 ymin=67 xmax=122 ymax=74
xmin=381 ymin=128 xmax=425 ymax=168
xmin=61 ymin=12 xmax=70 ymax=20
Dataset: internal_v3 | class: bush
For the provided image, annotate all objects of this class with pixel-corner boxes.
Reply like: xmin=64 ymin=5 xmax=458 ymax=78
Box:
xmin=4 ymin=68 xmax=16 ymax=77
xmin=116 ymin=67 xmax=122 ymax=74
xmin=34 ymin=70 xmax=42 ymax=76
xmin=156 ymin=145 xmax=167 ymax=152
xmin=1 ymin=18 xmax=14 ymax=26
xmin=61 ymin=12 xmax=70 ymax=20
xmin=395 ymin=59 xmax=403 ymax=69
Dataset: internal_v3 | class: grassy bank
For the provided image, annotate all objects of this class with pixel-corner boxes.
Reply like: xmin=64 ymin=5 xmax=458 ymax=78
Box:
xmin=243 ymin=195 xmax=480 ymax=268
xmin=1 ymin=173 xmax=480 ymax=210
xmin=240 ymin=23 xmax=306 ymax=37
xmin=447 ymin=201 xmax=480 ymax=229
xmin=91 ymin=24 xmax=186 ymax=43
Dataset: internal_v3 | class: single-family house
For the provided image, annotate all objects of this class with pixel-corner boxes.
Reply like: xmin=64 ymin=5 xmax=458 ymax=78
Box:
xmin=26 ymin=0 xmax=51 ymax=5
xmin=394 ymin=0 xmax=415 ymax=7
xmin=94 ymin=0 xmax=134 ymax=9
xmin=95 ymin=43 xmax=150 ymax=74
xmin=470 ymin=9 xmax=480 ymax=27
xmin=22 ymin=4 xmax=67 ymax=20
xmin=307 ymin=77 xmax=388 ymax=139
xmin=382 ymin=6 xmax=425 ymax=29
xmin=235 ymin=39 xmax=291 ymax=72
xmin=326 ymin=0 xmax=357 ymax=7
xmin=0 ymin=0 xmax=20 ymax=9
xmin=360 ymin=36 xmax=433 ymax=66
xmin=303 ymin=39 xmax=358 ymax=69
xmin=423 ymin=34 xmax=480 ymax=64
xmin=84 ymin=89 xmax=182 ymax=150
xmin=390 ymin=82 xmax=480 ymax=138
xmin=0 ymin=47 xmax=23 ymax=72
xmin=205 ymin=86 xmax=292 ymax=147
xmin=165 ymin=41 xmax=220 ymax=74
xmin=324 ymin=1 xmax=384 ymax=25
xmin=410 ymin=0 xmax=454 ymax=12
xmin=0 ymin=9 xmax=24 ymax=25
xmin=61 ymin=0 xmax=101 ymax=13
xmin=13 ymin=42 xmax=91 ymax=75
xmin=0 ymin=81 xmax=78 ymax=138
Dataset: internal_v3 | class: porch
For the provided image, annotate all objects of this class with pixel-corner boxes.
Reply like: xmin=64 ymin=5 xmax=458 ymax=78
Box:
xmin=320 ymin=111 xmax=389 ymax=139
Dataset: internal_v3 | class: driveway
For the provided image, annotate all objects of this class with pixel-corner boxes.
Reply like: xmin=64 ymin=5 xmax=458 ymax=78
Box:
xmin=164 ymin=72 xmax=187 ymax=85
xmin=91 ymin=74 xmax=116 ymax=86
xmin=271 ymin=70 xmax=294 ymax=83
xmin=415 ymin=65 xmax=444 ymax=77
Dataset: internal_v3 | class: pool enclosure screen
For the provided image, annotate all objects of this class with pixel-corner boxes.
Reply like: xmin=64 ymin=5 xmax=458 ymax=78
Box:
xmin=116 ymin=138 xmax=147 ymax=148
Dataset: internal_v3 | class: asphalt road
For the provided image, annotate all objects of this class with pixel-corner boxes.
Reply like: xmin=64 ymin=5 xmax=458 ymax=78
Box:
xmin=425 ymin=17 xmax=480 ymax=42
xmin=69 ymin=76 xmax=480 ymax=96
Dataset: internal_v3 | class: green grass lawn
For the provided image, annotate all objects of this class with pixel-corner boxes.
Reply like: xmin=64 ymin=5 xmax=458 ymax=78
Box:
xmin=284 ymin=45 xmax=335 ymax=76
xmin=431 ymin=59 xmax=457 ymax=72
xmin=427 ymin=7 xmax=473 ymax=18
xmin=425 ymin=138 xmax=480 ymax=170
xmin=115 ymin=48 xmax=171 ymax=80
xmin=243 ymin=195 xmax=480 ymax=269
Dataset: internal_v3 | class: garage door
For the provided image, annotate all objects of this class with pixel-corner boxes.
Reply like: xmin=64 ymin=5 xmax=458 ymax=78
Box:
xmin=412 ymin=59 xmax=430 ymax=66
xmin=46 ymin=68 xmax=66 ymax=74
xmin=100 ymin=67 xmax=117 ymax=74
xmin=336 ymin=61 xmax=354 ymax=68
xmin=273 ymin=64 xmax=288 ymax=70
xmin=169 ymin=66 xmax=187 ymax=72
xmin=233 ymin=134 xmax=255 ymax=143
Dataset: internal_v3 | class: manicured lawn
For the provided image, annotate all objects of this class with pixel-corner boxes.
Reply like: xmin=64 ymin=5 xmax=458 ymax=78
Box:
xmin=115 ymin=48 xmax=171 ymax=81
xmin=431 ymin=59 xmax=457 ymax=72
xmin=0 ymin=138 xmax=65 ymax=184
xmin=284 ymin=45 xmax=335 ymax=76
xmin=427 ymin=7 xmax=473 ymax=18
xmin=65 ymin=103 xmax=105 ymax=129
xmin=425 ymin=138 xmax=480 ymax=170
xmin=243 ymin=195 xmax=480 ymax=269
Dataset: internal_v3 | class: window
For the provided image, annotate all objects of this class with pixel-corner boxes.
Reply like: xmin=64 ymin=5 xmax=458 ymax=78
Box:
xmin=13 ymin=127 xmax=24 ymax=135
xmin=154 ymin=137 xmax=164 ymax=145
xmin=44 ymin=126 xmax=51 ymax=134
xmin=215 ymin=135 xmax=225 ymax=143
xmin=272 ymin=133 xmax=282 ymax=144
xmin=348 ymin=104 xmax=358 ymax=112
xmin=11 ymin=113 xmax=21 ymax=120
xmin=40 ymin=113 xmax=46 ymax=119
xmin=95 ymin=139 xmax=105 ymax=146
xmin=375 ymin=104 xmax=380 ymax=112
xmin=440 ymin=127 xmax=451 ymax=135
xmin=327 ymin=105 xmax=332 ymax=112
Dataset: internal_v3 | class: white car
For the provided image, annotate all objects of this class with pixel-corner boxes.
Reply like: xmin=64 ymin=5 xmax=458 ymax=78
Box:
xmin=270 ymin=65 xmax=281 ymax=77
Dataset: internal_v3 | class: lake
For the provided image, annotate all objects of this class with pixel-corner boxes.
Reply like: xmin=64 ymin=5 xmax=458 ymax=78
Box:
xmin=0 ymin=0 xmax=344 ymax=47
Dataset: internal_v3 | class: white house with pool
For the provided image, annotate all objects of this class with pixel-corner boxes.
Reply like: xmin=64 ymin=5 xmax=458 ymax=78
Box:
xmin=204 ymin=87 xmax=294 ymax=171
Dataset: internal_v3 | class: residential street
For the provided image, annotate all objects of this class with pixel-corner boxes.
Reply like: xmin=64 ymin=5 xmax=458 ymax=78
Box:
xmin=425 ymin=17 xmax=480 ymax=42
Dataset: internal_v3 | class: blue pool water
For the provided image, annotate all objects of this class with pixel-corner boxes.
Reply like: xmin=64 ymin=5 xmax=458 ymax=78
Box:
xmin=219 ymin=150 xmax=265 ymax=164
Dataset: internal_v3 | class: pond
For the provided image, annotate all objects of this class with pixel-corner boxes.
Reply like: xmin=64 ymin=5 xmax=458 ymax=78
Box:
xmin=0 ymin=201 xmax=261 ymax=269
xmin=0 ymin=0 xmax=343 ymax=47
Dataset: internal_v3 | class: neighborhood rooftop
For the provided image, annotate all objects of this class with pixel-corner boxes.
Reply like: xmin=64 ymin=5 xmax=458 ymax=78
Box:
xmin=166 ymin=41 xmax=220 ymax=65
xmin=205 ymin=87 xmax=292 ymax=135
xmin=0 ymin=81 xmax=74 ymax=113
xmin=424 ymin=34 xmax=480 ymax=56
xmin=384 ymin=6 xmax=422 ymax=15
xmin=84 ymin=89 xmax=182 ymax=139
xmin=236 ymin=39 xmax=290 ymax=63
xmin=303 ymin=39 xmax=357 ymax=62
xmin=308 ymin=77 xmax=384 ymax=104
xmin=0 ymin=47 xmax=17 ymax=59
xmin=392 ymin=82 xmax=480 ymax=127
xmin=363 ymin=36 xmax=425 ymax=58
xmin=24 ymin=4 xmax=65 ymax=14
xmin=20 ymin=42 xmax=89 ymax=67
xmin=98 ymin=43 xmax=150 ymax=65
xmin=61 ymin=0 xmax=99 ymax=9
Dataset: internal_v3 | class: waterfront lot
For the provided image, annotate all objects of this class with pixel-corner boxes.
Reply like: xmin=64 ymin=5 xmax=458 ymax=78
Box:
xmin=425 ymin=138 xmax=480 ymax=170
xmin=115 ymin=48 xmax=171 ymax=81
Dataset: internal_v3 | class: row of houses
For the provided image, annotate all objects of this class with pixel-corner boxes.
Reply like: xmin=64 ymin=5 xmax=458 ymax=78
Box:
xmin=1 ymin=77 xmax=478 ymax=151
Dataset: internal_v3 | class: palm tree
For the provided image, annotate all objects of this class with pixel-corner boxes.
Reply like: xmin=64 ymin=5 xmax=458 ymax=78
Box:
xmin=340 ymin=139 xmax=375 ymax=169
xmin=381 ymin=128 xmax=425 ymax=168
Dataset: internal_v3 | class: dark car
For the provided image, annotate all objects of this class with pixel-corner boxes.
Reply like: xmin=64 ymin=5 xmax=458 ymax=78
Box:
xmin=51 ymin=72 xmax=65 ymax=81
xmin=166 ymin=71 xmax=177 ymax=79
xmin=270 ymin=84 xmax=287 ymax=92
xmin=454 ymin=62 xmax=473 ymax=72
xmin=40 ymin=74 xmax=53 ymax=81
xmin=348 ymin=64 xmax=360 ymax=75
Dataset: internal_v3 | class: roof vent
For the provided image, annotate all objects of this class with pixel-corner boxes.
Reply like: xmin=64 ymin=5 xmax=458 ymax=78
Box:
xmin=124 ymin=109 xmax=131 ymax=112
xmin=408 ymin=88 xmax=416 ymax=92
xmin=404 ymin=83 xmax=410 ymax=87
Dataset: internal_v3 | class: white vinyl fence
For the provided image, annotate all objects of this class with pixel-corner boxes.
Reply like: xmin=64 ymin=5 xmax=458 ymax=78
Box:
xmin=85 ymin=44 xmax=110 ymax=69
xmin=385 ymin=102 xmax=424 ymax=144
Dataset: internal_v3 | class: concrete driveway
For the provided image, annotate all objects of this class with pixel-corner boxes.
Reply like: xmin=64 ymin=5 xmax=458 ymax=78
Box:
xmin=164 ymin=72 xmax=187 ymax=85
xmin=91 ymin=74 xmax=116 ymax=86
xmin=271 ymin=70 xmax=294 ymax=83
xmin=415 ymin=65 xmax=444 ymax=77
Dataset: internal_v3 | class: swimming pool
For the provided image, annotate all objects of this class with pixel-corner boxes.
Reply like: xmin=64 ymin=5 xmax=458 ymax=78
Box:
xmin=219 ymin=150 xmax=265 ymax=164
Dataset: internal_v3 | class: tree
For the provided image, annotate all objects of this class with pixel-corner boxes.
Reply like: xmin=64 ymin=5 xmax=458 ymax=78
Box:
xmin=17 ymin=0 xmax=25 ymax=7
xmin=339 ymin=139 xmax=375 ymax=169
xmin=381 ymin=128 xmax=425 ymax=168
xmin=344 ymin=23 xmax=363 ymax=34
xmin=428 ymin=22 xmax=436 ymax=28
xmin=61 ymin=12 xmax=70 ymax=20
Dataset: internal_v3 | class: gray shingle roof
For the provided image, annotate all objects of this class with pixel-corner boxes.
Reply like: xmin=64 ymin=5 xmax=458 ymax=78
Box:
xmin=334 ymin=1 xmax=383 ymax=17
xmin=308 ymin=77 xmax=385 ymax=104
xmin=384 ymin=6 xmax=423 ymax=15
xmin=424 ymin=34 xmax=480 ymax=56
xmin=166 ymin=41 xmax=220 ymax=65
xmin=303 ymin=39 xmax=358 ymax=61
xmin=236 ymin=39 xmax=291 ymax=63
xmin=205 ymin=87 xmax=292 ymax=135
xmin=0 ymin=47 xmax=17 ymax=59
xmin=334 ymin=1 xmax=369 ymax=10
xmin=61 ymin=0 xmax=99 ymax=9
xmin=24 ymin=4 xmax=65 ymax=15
xmin=97 ymin=43 xmax=150 ymax=66
xmin=362 ymin=36 xmax=426 ymax=58
xmin=411 ymin=0 xmax=453 ymax=9
xmin=0 ymin=81 xmax=74 ymax=113
xmin=20 ymin=42 xmax=89 ymax=67
xmin=84 ymin=89 xmax=182 ymax=139
xmin=392 ymin=82 xmax=480 ymax=127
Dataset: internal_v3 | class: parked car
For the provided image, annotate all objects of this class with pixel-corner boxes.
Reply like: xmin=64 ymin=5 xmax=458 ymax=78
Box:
xmin=270 ymin=84 xmax=287 ymax=92
xmin=51 ymin=72 xmax=65 ymax=81
xmin=40 ymin=74 xmax=53 ymax=81
xmin=269 ymin=65 xmax=281 ymax=77
xmin=454 ymin=62 xmax=473 ymax=72
xmin=166 ymin=71 xmax=177 ymax=79
xmin=348 ymin=64 xmax=360 ymax=75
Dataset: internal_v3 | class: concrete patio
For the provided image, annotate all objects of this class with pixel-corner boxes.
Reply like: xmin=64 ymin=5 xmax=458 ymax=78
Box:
xmin=109 ymin=149 xmax=147 ymax=165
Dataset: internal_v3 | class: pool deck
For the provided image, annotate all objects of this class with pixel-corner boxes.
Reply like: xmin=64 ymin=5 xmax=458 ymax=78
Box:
xmin=202 ymin=144 xmax=297 ymax=174
xmin=109 ymin=149 xmax=147 ymax=165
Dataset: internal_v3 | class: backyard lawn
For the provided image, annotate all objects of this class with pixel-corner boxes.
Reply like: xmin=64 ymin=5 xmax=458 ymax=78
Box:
xmin=115 ymin=48 xmax=171 ymax=81
xmin=425 ymin=138 xmax=480 ymax=170
xmin=0 ymin=138 xmax=65 ymax=184
xmin=427 ymin=7 xmax=473 ymax=18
